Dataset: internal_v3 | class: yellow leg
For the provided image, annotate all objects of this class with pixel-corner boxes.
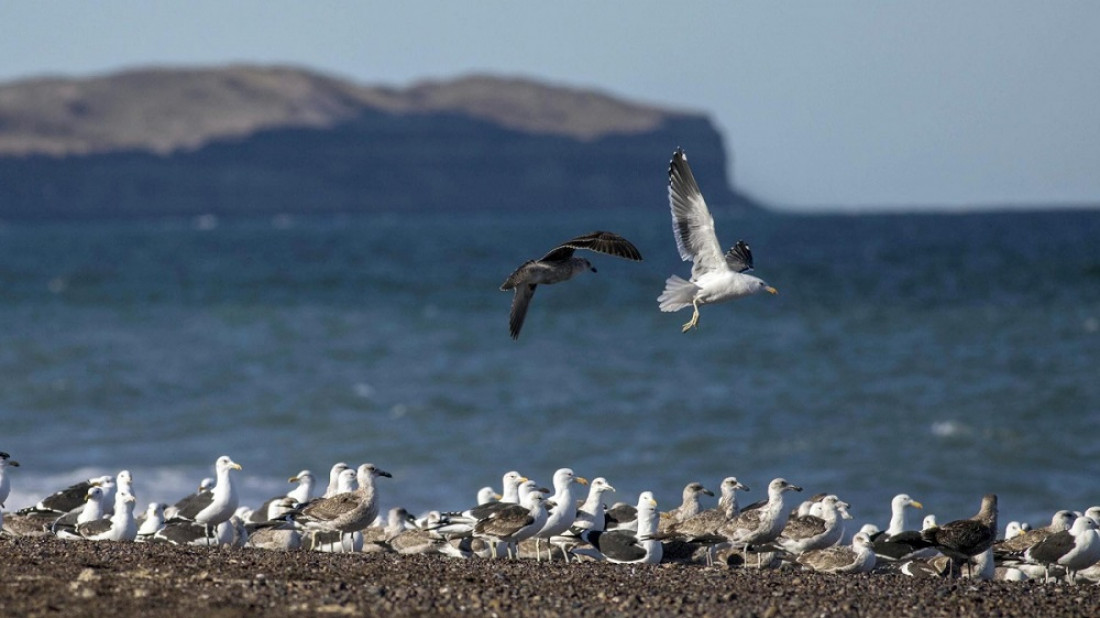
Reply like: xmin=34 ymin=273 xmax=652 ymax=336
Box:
xmin=681 ymin=300 xmax=701 ymax=333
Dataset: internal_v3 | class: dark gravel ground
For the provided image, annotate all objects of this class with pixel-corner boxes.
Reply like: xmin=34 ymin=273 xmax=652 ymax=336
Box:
xmin=2 ymin=536 xmax=1099 ymax=617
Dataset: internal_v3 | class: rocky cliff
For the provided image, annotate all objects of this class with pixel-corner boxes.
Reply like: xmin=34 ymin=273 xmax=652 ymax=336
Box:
xmin=0 ymin=66 xmax=759 ymax=219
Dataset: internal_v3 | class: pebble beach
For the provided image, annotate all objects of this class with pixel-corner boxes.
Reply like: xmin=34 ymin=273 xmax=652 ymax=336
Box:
xmin=3 ymin=535 xmax=1099 ymax=618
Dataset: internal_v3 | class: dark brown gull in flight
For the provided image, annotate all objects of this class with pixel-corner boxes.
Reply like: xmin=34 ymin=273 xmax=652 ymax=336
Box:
xmin=500 ymin=231 xmax=642 ymax=340
xmin=658 ymin=148 xmax=777 ymax=332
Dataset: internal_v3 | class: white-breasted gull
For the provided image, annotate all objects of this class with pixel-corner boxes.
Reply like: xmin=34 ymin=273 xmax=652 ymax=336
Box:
xmin=658 ymin=148 xmax=777 ymax=332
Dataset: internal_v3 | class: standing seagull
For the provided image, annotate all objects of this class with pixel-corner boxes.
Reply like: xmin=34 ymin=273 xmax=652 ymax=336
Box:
xmin=0 ymin=452 xmax=18 ymax=509
xmin=921 ymin=493 xmax=998 ymax=578
xmin=658 ymin=148 xmax=777 ymax=332
xmin=579 ymin=491 xmax=663 ymax=564
xmin=293 ymin=463 xmax=391 ymax=547
xmin=1023 ymin=516 xmax=1100 ymax=583
xmin=168 ymin=455 xmax=243 ymax=535
xmin=500 ymin=231 xmax=643 ymax=340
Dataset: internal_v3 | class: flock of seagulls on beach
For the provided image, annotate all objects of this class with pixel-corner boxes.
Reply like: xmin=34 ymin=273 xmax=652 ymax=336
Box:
xmin=4 ymin=452 xmax=1100 ymax=583
xmin=501 ymin=147 xmax=777 ymax=339
xmin=3 ymin=149 xmax=1094 ymax=586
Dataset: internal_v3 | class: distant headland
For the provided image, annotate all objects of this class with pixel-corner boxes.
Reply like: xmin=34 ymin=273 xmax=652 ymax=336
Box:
xmin=0 ymin=66 xmax=760 ymax=220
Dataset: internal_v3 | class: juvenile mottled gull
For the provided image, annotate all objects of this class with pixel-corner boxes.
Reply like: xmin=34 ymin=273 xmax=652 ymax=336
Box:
xmin=717 ymin=477 xmax=750 ymax=518
xmin=500 ymin=231 xmax=643 ymax=339
xmin=660 ymin=482 xmax=714 ymax=531
xmin=796 ymin=532 xmax=877 ymax=574
xmin=921 ymin=493 xmax=998 ymax=577
xmin=993 ymin=509 xmax=1074 ymax=557
xmin=658 ymin=148 xmax=777 ymax=332
xmin=293 ymin=463 xmax=391 ymax=545
xmin=662 ymin=478 xmax=750 ymax=565
xmin=776 ymin=494 xmax=849 ymax=555
xmin=722 ymin=478 xmax=802 ymax=548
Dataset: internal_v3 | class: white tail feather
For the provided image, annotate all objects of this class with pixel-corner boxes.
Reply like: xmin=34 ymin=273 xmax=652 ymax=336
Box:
xmin=657 ymin=275 xmax=697 ymax=312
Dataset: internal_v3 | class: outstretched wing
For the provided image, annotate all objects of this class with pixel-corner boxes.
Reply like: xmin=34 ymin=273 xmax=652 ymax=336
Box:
xmin=540 ymin=231 xmax=643 ymax=262
xmin=668 ymin=149 xmax=727 ymax=279
xmin=508 ymin=284 xmax=538 ymax=340
xmin=724 ymin=240 xmax=755 ymax=273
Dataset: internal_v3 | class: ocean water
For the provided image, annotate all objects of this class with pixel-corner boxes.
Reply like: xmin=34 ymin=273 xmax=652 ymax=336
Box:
xmin=1 ymin=207 xmax=1098 ymax=531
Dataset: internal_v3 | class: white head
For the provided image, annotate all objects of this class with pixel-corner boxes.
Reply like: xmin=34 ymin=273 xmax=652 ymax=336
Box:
xmin=553 ymin=468 xmax=587 ymax=490
xmin=892 ymin=494 xmax=924 ymax=511
xmin=1071 ymin=516 xmax=1098 ymax=536
xmin=215 ymin=455 xmax=242 ymax=475
xmin=589 ymin=477 xmax=615 ymax=495
xmin=858 ymin=523 xmax=881 ymax=537
xmin=115 ymin=492 xmax=137 ymax=514
xmin=335 ymin=468 xmax=357 ymax=493
xmin=746 ymin=274 xmax=778 ymax=296
xmin=636 ymin=491 xmax=658 ymax=514
xmin=477 ymin=486 xmax=501 ymax=505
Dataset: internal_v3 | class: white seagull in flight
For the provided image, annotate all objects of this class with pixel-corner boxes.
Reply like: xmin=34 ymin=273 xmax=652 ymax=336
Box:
xmin=658 ymin=148 xmax=777 ymax=332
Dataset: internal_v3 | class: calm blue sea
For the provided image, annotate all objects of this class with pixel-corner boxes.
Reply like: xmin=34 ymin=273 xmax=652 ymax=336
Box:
xmin=2 ymin=207 xmax=1098 ymax=530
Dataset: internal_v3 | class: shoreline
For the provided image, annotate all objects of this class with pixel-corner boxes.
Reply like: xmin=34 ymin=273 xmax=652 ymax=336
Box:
xmin=2 ymin=536 xmax=1098 ymax=617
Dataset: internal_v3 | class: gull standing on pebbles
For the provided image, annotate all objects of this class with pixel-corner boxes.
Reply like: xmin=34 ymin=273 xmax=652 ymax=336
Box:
xmin=293 ymin=463 xmax=391 ymax=547
xmin=579 ymin=491 xmax=662 ymax=564
xmin=658 ymin=148 xmax=777 ymax=332
xmin=534 ymin=468 xmax=588 ymax=561
xmin=0 ymin=452 xmax=18 ymax=510
xmin=474 ymin=489 xmax=549 ymax=559
xmin=168 ymin=455 xmax=243 ymax=540
xmin=921 ymin=493 xmax=998 ymax=578
xmin=500 ymin=231 xmax=643 ymax=340
xmin=719 ymin=478 xmax=802 ymax=566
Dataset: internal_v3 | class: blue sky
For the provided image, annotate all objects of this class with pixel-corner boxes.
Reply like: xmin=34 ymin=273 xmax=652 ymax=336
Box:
xmin=2 ymin=1 xmax=1098 ymax=211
